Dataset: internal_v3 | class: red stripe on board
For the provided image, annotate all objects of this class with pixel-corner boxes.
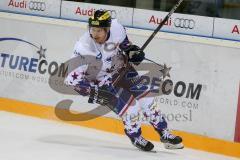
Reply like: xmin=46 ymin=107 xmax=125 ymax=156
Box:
xmin=234 ymin=84 xmax=240 ymax=142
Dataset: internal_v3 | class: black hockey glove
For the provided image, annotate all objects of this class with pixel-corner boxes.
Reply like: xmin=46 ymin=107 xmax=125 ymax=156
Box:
xmin=88 ymin=85 xmax=119 ymax=113
xmin=124 ymin=45 xmax=145 ymax=65
xmin=88 ymin=85 xmax=114 ymax=106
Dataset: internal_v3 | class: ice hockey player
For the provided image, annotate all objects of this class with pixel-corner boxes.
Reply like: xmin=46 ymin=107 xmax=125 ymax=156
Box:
xmin=65 ymin=9 xmax=184 ymax=151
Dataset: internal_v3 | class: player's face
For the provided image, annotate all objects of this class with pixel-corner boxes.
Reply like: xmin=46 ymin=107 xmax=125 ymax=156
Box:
xmin=90 ymin=27 xmax=108 ymax=44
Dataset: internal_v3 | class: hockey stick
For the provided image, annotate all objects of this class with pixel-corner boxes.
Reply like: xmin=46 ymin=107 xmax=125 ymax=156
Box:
xmin=144 ymin=57 xmax=163 ymax=68
xmin=113 ymin=0 xmax=184 ymax=85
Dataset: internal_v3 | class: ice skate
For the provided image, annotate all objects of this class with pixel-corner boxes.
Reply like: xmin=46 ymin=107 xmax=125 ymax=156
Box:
xmin=159 ymin=129 xmax=184 ymax=149
xmin=130 ymin=136 xmax=154 ymax=152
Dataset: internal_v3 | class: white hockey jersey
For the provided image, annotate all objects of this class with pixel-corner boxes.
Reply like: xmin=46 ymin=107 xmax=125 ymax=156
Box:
xmin=65 ymin=19 xmax=128 ymax=86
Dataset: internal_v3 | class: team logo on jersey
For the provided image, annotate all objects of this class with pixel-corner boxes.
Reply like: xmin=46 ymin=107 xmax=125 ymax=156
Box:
xmin=96 ymin=52 xmax=102 ymax=59
xmin=105 ymin=56 xmax=112 ymax=63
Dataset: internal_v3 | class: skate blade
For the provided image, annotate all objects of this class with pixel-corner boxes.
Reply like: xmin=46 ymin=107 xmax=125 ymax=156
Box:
xmin=163 ymin=143 xmax=184 ymax=149
xmin=137 ymin=148 xmax=157 ymax=153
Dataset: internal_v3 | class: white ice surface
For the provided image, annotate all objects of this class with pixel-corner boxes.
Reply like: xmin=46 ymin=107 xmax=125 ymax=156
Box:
xmin=0 ymin=111 xmax=239 ymax=160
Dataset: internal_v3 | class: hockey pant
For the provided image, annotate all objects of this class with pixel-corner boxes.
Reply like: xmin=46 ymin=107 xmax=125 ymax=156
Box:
xmin=109 ymin=66 xmax=168 ymax=139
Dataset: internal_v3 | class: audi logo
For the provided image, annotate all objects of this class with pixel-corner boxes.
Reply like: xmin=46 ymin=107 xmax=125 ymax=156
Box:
xmin=28 ymin=1 xmax=46 ymax=11
xmin=174 ymin=18 xmax=195 ymax=29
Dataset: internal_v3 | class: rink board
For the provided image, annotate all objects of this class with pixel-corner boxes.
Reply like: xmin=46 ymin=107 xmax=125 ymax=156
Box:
xmin=0 ymin=12 xmax=240 ymax=157
xmin=1 ymin=1 xmax=240 ymax=41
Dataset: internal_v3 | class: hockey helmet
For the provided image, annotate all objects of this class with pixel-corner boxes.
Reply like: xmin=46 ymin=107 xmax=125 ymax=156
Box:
xmin=89 ymin=10 xmax=111 ymax=28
